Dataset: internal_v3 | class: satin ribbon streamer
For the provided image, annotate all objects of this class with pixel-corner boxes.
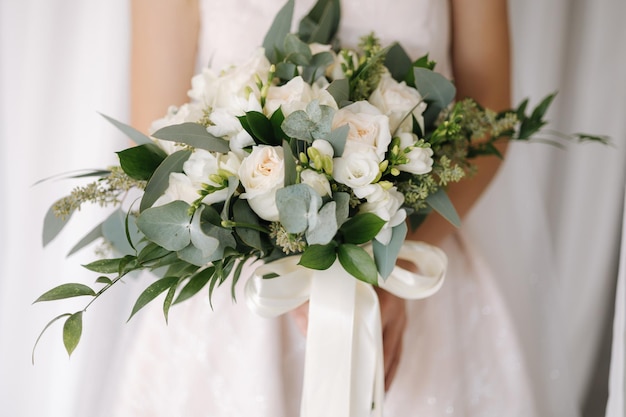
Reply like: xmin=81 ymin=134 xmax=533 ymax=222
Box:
xmin=245 ymin=241 xmax=447 ymax=417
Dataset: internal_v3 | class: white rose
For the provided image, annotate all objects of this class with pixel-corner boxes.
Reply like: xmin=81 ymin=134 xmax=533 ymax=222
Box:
xmin=332 ymin=150 xmax=380 ymax=191
xmin=265 ymin=76 xmax=313 ymax=117
xmin=359 ymin=185 xmax=406 ymax=245
xmin=153 ymin=173 xmax=200 ymax=207
xmin=332 ymin=101 xmax=391 ymax=162
xmin=396 ymin=132 xmax=434 ymax=175
xmin=300 ymin=169 xmax=332 ymax=197
xmin=369 ymin=72 xmax=427 ymax=134
xmin=238 ymin=145 xmax=285 ymax=221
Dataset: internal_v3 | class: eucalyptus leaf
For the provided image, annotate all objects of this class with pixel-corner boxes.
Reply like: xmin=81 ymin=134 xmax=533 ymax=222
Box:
xmin=373 ymin=221 xmax=408 ymax=279
xmin=384 ymin=43 xmax=412 ymax=82
xmin=140 ymin=149 xmax=192 ymax=212
xmin=326 ymin=79 xmax=350 ymax=108
xmin=102 ymin=209 xmax=142 ymax=256
xmin=42 ymin=201 xmax=73 ymax=247
xmin=128 ymin=276 xmax=179 ymax=321
xmin=276 ymin=183 xmax=321 ymax=234
xmin=152 ymin=122 xmax=230 ymax=153
xmin=413 ymin=67 xmax=456 ymax=128
xmin=189 ymin=206 xmax=219 ymax=258
xmin=333 ymin=192 xmax=350 ymax=227
xmin=284 ymin=33 xmax=312 ymax=65
xmin=33 ymin=283 xmax=96 ymax=303
xmin=136 ymin=200 xmax=192 ymax=251
xmin=425 ymin=188 xmax=461 ymax=228
xmin=306 ymin=201 xmax=338 ymax=245
xmin=339 ymin=213 xmax=386 ymax=244
xmin=299 ymin=242 xmax=337 ymax=270
xmin=220 ymin=177 xmax=240 ymax=221
xmin=297 ymin=0 xmax=340 ymax=44
xmin=281 ymin=100 xmax=335 ymax=142
xmin=173 ymin=267 xmax=215 ymax=305
xmin=263 ymin=0 xmax=294 ymax=63
xmin=282 ymin=140 xmax=298 ymax=187
xmin=325 ymin=124 xmax=348 ymax=156
xmin=337 ymin=244 xmax=378 ymax=284
xmin=302 ymin=51 xmax=334 ymax=84
xmin=117 ymin=143 xmax=167 ymax=181
xmin=99 ymin=113 xmax=153 ymax=145
xmin=275 ymin=62 xmax=298 ymax=82
xmin=63 ymin=312 xmax=83 ymax=357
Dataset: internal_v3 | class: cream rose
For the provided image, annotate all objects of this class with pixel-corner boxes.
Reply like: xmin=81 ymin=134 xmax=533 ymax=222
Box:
xmin=332 ymin=101 xmax=391 ymax=162
xmin=300 ymin=169 xmax=332 ymax=197
xmin=238 ymin=145 xmax=285 ymax=221
xmin=369 ymin=72 xmax=427 ymax=134
xmin=265 ymin=76 xmax=338 ymax=117
xmin=332 ymin=149 xmax=380 ymax=192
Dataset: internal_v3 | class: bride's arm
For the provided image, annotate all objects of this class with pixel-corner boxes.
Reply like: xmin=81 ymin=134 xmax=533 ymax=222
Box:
xmin=382 ymin=0 xmax=511 ymax=388
xmin=406 ymin=0 xmax=512 ymax=246
xmin=130 ymin=0 xmax=200 ymax=133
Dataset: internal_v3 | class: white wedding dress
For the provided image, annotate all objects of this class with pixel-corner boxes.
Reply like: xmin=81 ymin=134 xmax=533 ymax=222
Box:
xmin=108 ymin=1 xmax=536 ymax=416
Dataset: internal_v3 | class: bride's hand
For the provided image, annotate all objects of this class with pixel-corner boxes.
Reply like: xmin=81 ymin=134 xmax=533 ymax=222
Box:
xmin=288 ymin=288 xmax=407 ymax=391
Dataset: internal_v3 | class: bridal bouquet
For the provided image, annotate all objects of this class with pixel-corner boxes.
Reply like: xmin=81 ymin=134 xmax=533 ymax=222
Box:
xmin=34 ymin=0 xmax=605 ymax=414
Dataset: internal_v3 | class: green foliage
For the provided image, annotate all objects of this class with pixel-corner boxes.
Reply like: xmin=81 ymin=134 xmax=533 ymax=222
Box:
xmin=128 ymin=276 xmax=180 ymax=322
xmin=338 ymin=244 xmax=378 ymax=284
xmin=42 ymin=200 xmax=74 ymax=247
xmin=99 ymin=113 xmax=153 ymax=146
xmin=339 ymin=213 xmax=386 ymax=244
xmin=282 ymin=100 xmax=335 ymax=142
xmin=373 ymin=222 xmax=408 ymax=280
xmin=299 ymin=242 xmax=337 ymax=270
xmin=297 ymin=0 xmax=340 ymax=44
xmin=136 ymin=201 xmax=192 ymax=251
xmin=425 ymin=188 xmax=461 ymax=228
xmin=262 ymin=0 xmax=294 ymax=63
xmin=413 ymin=67 xmax=456 ymax=128
xmin=117 ymin=143 xmax=167 ymax=181
xmin=63 ymin=312 xmax=83 ymax=357
xmin=139 ymin=150 xmax=192 ymax=211
xmin=33 ymin=283 xmax=96 ymax=303
xmin=152 ymin=122 xmax=230 ymax=153
xmin=174 ymin=267 xmax=215 ymax=305
xmin=239 ymin=111 xmax=281 ymax=146
xmin=326 ymin=78 xmax=350 ymax=108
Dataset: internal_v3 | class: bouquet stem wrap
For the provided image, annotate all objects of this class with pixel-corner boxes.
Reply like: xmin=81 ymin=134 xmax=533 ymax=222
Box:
xmin=245 ymin=241 xmax=447 ymax=417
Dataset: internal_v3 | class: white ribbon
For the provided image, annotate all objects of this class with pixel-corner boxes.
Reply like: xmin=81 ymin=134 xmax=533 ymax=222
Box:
xmin=245 ymin=241 xmax=447 ymax=417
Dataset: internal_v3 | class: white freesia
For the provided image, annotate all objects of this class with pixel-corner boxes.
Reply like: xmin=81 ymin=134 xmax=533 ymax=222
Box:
xmin=154 ymin=149 xmax=241 ymax=207
xmin=396 ymin=132 xmax=434 ymax=175
xmin=149 ymin=103 xmax=205 ymax=154
xmin=328 ymin=50 xmax=358 ymax=80
xmin=312 ymin=139 xmax=334 ymax=158
xmin=238 ymin=145 xmax=285 ymax=221
xmin=359 ymin=184 xmax=407 ymax=245
xmin=332 ymin=101 xmax=391 ymax=162
xmin=300 ymin=169 xmax=332 ymax=197
xmin=332 ymin=150 xmax=380 ymax=191
xmin=369 ymin=71 xmax=427 ymax=134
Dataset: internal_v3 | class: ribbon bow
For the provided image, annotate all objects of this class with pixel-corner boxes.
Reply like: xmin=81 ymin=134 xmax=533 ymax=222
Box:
xmin=245 ymin=241 xmax=447 ymax=417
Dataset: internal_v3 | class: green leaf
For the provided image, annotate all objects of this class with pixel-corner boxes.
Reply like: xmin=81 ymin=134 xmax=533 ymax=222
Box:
xmin=128 ymin=276 xmax=180 ymax=321
xmin=33 ymin=169 xmax=111 ymax=186
xmin=42 ymin=201 xmax=74 ymax=247
xmin=306 ymin=201 xmax=338 ymax=245
xmin=136 ymin=200 xmax=192 ymax=251
xmin=95 ymin=276 xmax=113 ymax=285
xmin=302 ymin=52 xmax=335 ymax=84
xmin=337 ymin=244 xmax=378 ymax=284
xmin=283 ymin=139 xmax=298 ymax=187
xmin=298 ymin=0 xmax=340 ymax=44
xmin=63 ymin=312 xmax=83 ymax=357
xmin=384 ymin=43 xmax=412 ymax=82
xmin=233 ymin=199 xmax=263 ymax=250
xmin=137 ymin=242 xmax=172 ymax=264
xmin=117 ymin=143 xmax=167 ymax=181
xmin=270 ymin=108 xmax=288 ymax=142
xmin=276 ymin=183 xmax=321 ymax=234
xmin=284 ymin=33 xmax=312 ymax=66
xmin=82 ymin=258 xmax=122 ymax=274
xmin=333 ymin=192 xmax=350 ymax=227
xmin=173 ymin=267 xmax=215 ymax=305
xmin=373 ymin=221 xmax=407 ymax=279
xmin=413 ymin=67 xmax=456 ymax=128
xmin=67 ymin=219 xmax=104 ymax=256
xmin=425 ymin=188 xmax=461 ymax=228
xmin=325 ymin=124 xmax=348 ymax=156
xmin=189 ymin=206 xmax=220 ymax=257
xmin=339 ymin=213 xmax=386 ymax=244
xmin=101 ymin=209 xmax=142 ymax=256
xmin=275 ymin=62 xmax=299 ymax=81
xmin=240 ymin=111 xmax=279 ymax=146
xmin=32 ymin=313 xmax=71 ymax=364
xmin=140 ymin=149 xmax=192 ymax=212
xmin=326 ymin=79 xmax=350 ymax=108
xmin=151 ymin=122 xmax=230 ymax=153
xmin=263 ymin=0 xmax=294 ymax=63
xmin=299 ymin=242 xmax=337 ymax=270
xmin=162 ymin=283 xmax=178 ymax=324
xmin=99 ymin=113 xmax=153 ymax=145
xmin=282 ymin=100 xmax=335 ymax=142
xmin=33 ymin=283 xmax=96 ymax=303
xmin=220 ymin=176 xmax=240 ymax=221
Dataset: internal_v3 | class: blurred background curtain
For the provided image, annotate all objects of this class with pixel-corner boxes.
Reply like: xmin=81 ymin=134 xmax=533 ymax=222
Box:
xmin=0 ymin=0 xmax=624 ymax=416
